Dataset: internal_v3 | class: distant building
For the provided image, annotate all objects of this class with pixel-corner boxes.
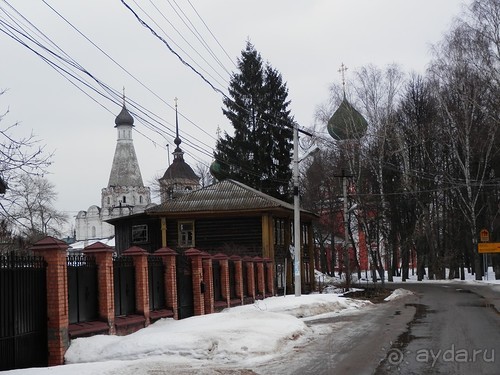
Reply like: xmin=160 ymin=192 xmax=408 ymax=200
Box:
xmin=159 ymin=99 xmax=200 ymax=202
xmin=108 ymin=178 xmax=318 ymax=294
xmin=75 ymin=98 xmax=152 ymax=242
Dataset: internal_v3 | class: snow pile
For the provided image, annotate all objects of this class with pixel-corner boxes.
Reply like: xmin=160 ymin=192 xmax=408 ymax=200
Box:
xmin=66 ymin=309 xmax=305 ymax=364
xmin=65 ymin=294 xmax=365 ymax=367
xmin=384 ymin=288 xmax=414 ymax=301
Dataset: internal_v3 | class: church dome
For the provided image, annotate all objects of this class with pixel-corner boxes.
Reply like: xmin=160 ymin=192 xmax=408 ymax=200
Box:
xmin=161 ymin=157 xmax=199 ymax=182
xmin=209 ymin=160 xmax=227 ymax=181
xmin=115 ymin=104 xmax=134 ymax=127
xmin=327 ymin=98 xmax=368 ymax=141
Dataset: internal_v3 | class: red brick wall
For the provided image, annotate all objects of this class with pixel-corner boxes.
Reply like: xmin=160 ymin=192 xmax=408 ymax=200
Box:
xmin=155 ymin=247 xmax=178 ymax=319
xmin=123 ymin=246 xmax=150 ymax=325
xmin=83 ymin=242 xmax=115 ymax=334
xmin=28 ymin=238 xmax=278 ymax=367
xmin=185 ymin=248 xmax=204 ymax=316
xmin=30 ymin=237 xmax=70 ymax=366
xmin=202 ymin=253 xmax=214 ymax=314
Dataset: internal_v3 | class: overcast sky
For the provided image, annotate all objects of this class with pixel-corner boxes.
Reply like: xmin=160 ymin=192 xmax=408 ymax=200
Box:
xmin=0 ymin=0 xmax=467 ymax=234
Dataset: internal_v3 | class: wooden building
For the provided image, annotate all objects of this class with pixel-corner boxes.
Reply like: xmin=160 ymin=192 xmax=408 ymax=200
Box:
xmin=108 ymin=179 xmax=318 ymax=293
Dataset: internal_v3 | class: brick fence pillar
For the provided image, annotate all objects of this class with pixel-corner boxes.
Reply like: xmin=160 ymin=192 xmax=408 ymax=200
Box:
xmin=201 ymin=252 xmax=214 ymax=314
xmin=83 ymin=242 xmax=115 ymax=334
xmin=123 ymin=246 xmax=150 ymax=325
xmin=242 ymin=256 xmax=255 ymax=301
xmin=185 ymin=248 xmax=204 ymax=316
xmin=230 ymin=255 xmax=243 ymax=304
xmin=30 ymin=236 xmax=69 ymax=366
xmin=155 ymin=247 xmax=178 ymax=320
xmin=213 ymin=253 xmax=230 ymax=308
xmin=263 ymin=258 xmax=275 ymax=297
xmin=254 ymin=256 xmax=265 ymax=299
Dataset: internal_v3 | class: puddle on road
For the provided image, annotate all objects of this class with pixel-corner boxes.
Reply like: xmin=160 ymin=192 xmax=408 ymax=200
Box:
xmin=374 ymin=303 xmax=432 ymax=374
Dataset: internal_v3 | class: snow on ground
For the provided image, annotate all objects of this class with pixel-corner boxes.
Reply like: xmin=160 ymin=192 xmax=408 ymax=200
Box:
xmin=3 ymin=293 xmax=372 ymax=375
xmin=384 ymin=288 xmax=414 ymax=301
xmin=4 ymin=267 xmax=499 ymax=375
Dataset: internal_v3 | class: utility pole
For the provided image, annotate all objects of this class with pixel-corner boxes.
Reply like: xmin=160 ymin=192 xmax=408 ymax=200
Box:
xmin=290 ymin=122 xmax=314 ymax=297
xmin=293 ymin=123 xmax=301 ymax=296
xmin=342 ymin=169 xmax=350 ymax=291
xmin=333 ymin=169 xmax=353 ymax=291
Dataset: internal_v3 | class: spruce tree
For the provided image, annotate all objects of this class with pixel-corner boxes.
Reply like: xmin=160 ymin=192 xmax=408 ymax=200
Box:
xmin=214 ymin=41 xmax=294 ymax=201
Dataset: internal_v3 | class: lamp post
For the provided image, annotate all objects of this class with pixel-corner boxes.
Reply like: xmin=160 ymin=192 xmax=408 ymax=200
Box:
xmin=293 ymin=123 xmax=301 ymax=296
xmin=293 ymin=123 xmax=320 ymax=297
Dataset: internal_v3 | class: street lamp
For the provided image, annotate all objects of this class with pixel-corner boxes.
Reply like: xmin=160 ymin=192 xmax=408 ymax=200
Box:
xmin=293 ymin=124 xmax=301 ymax=297
xmin=293 ymin=123 xmax=319 ymax=297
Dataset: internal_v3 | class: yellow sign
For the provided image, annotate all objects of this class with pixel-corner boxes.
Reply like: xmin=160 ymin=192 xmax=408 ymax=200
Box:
xmin=478 ymin=242 xmax=500 ymax=253
xmin=480 ymin=229 xmax=490 ymax=242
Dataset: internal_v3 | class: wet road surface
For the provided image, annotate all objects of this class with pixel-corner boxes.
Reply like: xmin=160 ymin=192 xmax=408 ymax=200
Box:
xmin=251 ymin=282 xmax=500 ymax=375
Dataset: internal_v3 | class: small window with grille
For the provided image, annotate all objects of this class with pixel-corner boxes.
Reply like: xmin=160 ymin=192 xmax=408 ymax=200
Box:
xmin=178 ymin=221 xmax=195 ymax=247
xmin=132 ymin=224 xmax=148 ymax=243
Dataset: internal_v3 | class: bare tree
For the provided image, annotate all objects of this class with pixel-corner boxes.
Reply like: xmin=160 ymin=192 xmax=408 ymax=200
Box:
xmin=194 ymin=162 xmax=213 ymax=188
xmin=1 ymin=90 xmax=53 ymax=246
xmin=429 ymin=0 xmax=500 ymax=280
xmin=350 ymin=64 xmax=405 ymax=281
xmin=6 ymin=174 xmax=67 ymax=242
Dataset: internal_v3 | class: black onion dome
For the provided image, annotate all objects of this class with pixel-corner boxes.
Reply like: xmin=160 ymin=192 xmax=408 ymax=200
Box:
xmin=327 ymin=98 xmax=368 ymax=141
xmin=115 ymin=104 xmax=134 ymax=127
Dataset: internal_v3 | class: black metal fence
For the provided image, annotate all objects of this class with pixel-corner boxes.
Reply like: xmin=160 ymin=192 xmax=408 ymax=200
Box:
xmin=275 ymin=260 xmax=286 ymax=295
xmin=212 ymin=260 xmax=222 ymax=301
xmin=176 ymin=254 xmax=193 ymax=319
xmin=148 ymin=256 xmax=165 ymax=311
xmin=228 ymin=261 xmax=236 ymax=300
xmin=113 ymin=256 xmax=136 ymax=316
xmin=0 ymin=254 xmax=47 ymax=371
xmin=67 ymin=255 xmax=98 ymax=324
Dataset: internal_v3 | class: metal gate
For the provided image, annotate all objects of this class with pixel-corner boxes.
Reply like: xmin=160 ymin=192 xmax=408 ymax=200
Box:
xmin=228 ymin=261 xmax=236 ymax=300
xmin=67 ymin=255 xmax=98 ymax=324
xmin=176 ymin=254 xmax=193 ymax=319
xmin=242 ymin=262 xmax=248 ymax=298
xmin=212 ymin=260 xmax=222 ymax=302
xmin=113 ymin=256 xmax=136 ymax=316
xmin=148 ymin=256 xmax=165 ymax=311
xmin=0 ymin=254 xmax=47 ymax=371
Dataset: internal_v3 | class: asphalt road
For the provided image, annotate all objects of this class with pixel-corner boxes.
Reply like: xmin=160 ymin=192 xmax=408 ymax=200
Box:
xmin=251 ymin=282 xmax=500 ymax=375
xmin=376 ymin=282 xmax=500 ymax=375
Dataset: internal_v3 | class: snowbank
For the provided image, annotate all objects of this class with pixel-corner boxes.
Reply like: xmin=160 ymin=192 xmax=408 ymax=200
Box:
xmin=384 ymin=288 xmax=414 ymax=301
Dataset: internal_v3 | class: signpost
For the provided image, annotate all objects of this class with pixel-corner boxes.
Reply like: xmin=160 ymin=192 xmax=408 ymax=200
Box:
xmin=480 ymin=229 xmax=490 ymax=243
xmin=478 ymin=242 xmax=500 ymax=254
xmin=478 ymin=228 xmax=492 ymax=280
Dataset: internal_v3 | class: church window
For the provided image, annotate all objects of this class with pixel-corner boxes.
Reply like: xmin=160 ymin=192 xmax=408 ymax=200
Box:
xmin=107 ymin=197 xmax=110 ymax=205
xmin=91 ymin=226 xmax=96 ymax=238
xmin=132 ymin=224 xmax=148 ymax=243
xmin=178 ymin=221 xmax=194 ymax=247
xmin=139 ymin=195 xmax=143 ymax=204
xmin=122 ymin=196 xmax=126 ymax=204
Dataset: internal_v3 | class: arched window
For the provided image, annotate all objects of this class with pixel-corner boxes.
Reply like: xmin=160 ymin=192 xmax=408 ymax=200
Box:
xmin=91 ymin=226 xmax=96 ymax=238
xmin=139 ymin=195 xmax=143 ymax=204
